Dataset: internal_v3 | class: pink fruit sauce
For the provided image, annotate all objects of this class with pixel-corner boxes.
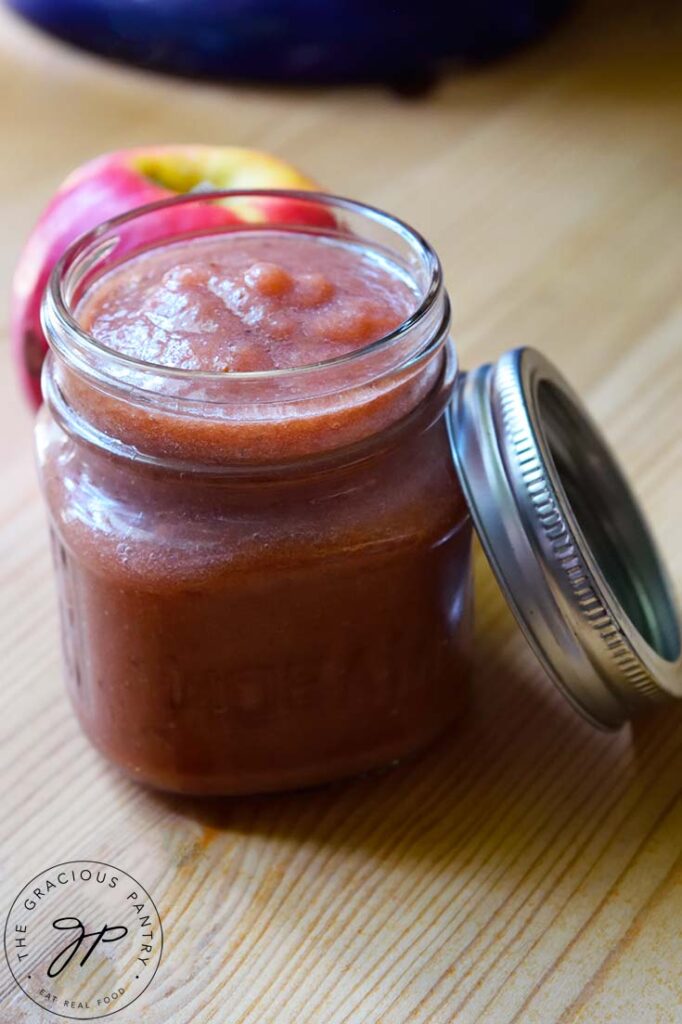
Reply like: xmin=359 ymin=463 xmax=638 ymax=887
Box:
xmin=78 ymin=232 xmax=415 ymax=372
xmin=39 ymin=213 xmax=473 ymax=795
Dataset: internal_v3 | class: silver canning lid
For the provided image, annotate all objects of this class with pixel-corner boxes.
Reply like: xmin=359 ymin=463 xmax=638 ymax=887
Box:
xmin=449 ymin=347 xmax=682 ymax=729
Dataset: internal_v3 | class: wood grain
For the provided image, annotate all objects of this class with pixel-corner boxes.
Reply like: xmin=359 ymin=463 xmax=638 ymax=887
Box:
xmin=0 ymin=1 xmax=680 ymax=1021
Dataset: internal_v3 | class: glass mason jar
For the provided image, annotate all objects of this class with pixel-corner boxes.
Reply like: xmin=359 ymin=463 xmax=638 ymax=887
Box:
xmin=36 ymin=191 xmax=473 ymax=795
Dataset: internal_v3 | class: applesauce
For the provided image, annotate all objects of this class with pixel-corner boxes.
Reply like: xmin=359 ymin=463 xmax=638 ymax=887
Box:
xmin=37 ymin=191 xmax=473 ymax=794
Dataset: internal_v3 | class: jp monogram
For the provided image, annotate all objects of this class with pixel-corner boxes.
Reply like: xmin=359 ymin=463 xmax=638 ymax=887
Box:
xmin=3 ymin=861 xmax=163 ymax=1019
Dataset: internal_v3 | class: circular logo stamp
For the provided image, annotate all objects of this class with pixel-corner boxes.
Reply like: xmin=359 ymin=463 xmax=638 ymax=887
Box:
xmin=4 ymin=860 xmax=163 ymax=1020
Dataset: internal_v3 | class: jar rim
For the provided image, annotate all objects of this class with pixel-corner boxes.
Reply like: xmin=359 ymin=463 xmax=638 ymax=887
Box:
xmin=43 ymin=188 xmax=444 ymax=386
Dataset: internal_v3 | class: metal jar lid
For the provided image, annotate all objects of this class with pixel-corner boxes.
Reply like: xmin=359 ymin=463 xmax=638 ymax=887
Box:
xmin=449 ymin=347 xmax=682 ymax=729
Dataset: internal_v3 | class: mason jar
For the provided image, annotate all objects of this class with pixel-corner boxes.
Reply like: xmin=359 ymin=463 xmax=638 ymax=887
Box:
xmin=36 ymin=192 xmax=474 ymax=794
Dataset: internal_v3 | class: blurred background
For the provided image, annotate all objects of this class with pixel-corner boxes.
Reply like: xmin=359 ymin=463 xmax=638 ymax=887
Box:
xmin=5 ymin=0 xmax=575 ymax=86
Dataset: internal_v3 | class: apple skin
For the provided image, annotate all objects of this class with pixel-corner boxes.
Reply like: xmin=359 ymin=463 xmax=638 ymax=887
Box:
xmin=11 ymin=145 xmax=325 ymax=408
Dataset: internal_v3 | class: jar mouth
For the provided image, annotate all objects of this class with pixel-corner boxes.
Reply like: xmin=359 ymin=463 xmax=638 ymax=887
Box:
xmin=43 ymin=189 xmax=444 ymax=388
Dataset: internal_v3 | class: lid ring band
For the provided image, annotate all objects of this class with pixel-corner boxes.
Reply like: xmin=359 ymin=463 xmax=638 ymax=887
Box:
xmin=450 ymin=347 xmax=681 ymax=729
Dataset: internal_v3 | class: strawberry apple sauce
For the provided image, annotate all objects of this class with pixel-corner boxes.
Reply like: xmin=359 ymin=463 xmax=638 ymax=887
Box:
xmin=78 ymin=233 xmax=415 ymax=373
xmin=37 ymin=195 xmax=473 ymax=794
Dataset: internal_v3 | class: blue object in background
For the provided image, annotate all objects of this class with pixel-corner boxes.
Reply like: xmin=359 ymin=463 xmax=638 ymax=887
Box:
xmin=7 ymin=0 xmax=573 ymax=85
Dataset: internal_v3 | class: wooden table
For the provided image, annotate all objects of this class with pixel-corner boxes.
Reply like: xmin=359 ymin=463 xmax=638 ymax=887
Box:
xmin=0 ymin=2 xmax=680 ymax=1021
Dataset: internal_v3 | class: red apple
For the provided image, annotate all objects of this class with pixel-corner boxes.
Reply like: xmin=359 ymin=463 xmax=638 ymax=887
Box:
xmin=11 ymin=145 xmax=326 ymax=408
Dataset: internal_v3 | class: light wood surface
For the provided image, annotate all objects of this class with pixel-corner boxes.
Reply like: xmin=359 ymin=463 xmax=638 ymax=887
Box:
xmin=0 ymin=2 xmax=680 ymax=1022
